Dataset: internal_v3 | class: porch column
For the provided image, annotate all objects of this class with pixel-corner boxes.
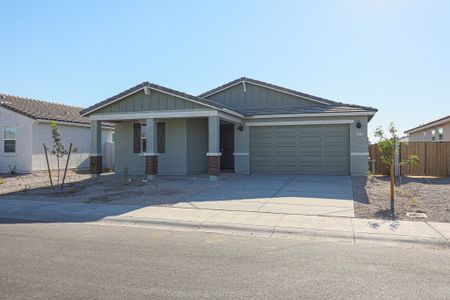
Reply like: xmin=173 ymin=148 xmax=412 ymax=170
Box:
xmin=90 ymin=120 xmax=102 ymax=174
xmin=207 ymin=115 xmax=221 ymax=181
xmin=144 ymin=118 xmax=158 ymax=180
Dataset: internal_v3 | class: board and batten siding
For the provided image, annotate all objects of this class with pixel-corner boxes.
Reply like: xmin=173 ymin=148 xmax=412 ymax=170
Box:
xmin=205 ymin=82 xmax=323 ymax=108
xmin=93 ymin=90 xmax=207 ymax=114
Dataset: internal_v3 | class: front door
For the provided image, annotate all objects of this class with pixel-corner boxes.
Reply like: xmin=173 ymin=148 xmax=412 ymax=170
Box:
xmin=220 ymin=124 xmax=235 ymax=171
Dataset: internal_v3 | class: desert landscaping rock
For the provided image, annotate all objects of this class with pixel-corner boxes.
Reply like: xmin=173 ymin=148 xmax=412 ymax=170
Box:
xmin=353 ymin=176 xmax=450 ymax=223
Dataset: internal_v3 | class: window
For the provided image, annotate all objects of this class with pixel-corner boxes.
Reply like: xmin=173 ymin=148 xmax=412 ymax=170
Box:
xmin=431 ymin=129 xmax=436 ymax=141
xmin=133 ymin=122 xmax=165 ymax=153
xmin=439 ymin=128 xmax=444 ymax=141
xmin=4 ymin=126 xmax=16 ymax=153
xmin=157 ymin=122 xmax=165 ymax=153
xmin=141 ymin=124 xmax=147 ymax=153
xmin=133 ymin=123 xmax=142 ymax=153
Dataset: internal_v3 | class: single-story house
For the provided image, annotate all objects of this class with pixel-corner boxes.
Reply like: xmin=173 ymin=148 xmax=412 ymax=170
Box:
xmin=0 ymin=93 xmax=114 ymax=174
xmin=81 ymin=77 xmax=377 ymax=180
xmin=404 ymin=115 xmax=450 ymax=142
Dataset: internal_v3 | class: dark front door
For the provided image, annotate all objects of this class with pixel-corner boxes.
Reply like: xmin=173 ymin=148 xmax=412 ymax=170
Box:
xmin=220 ymin=124 xmax=235 ymax=171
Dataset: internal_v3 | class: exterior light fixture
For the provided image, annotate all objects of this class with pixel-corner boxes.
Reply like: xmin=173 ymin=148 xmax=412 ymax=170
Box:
xmin=356 ymin=121 xmax=362 ymax=129
xmin=238 ymin=125 xmax=244 ymax=131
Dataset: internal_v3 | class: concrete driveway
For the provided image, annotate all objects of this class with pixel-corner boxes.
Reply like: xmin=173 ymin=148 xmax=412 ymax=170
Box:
xmin=174 ymin=175 xmax=355 ymax=217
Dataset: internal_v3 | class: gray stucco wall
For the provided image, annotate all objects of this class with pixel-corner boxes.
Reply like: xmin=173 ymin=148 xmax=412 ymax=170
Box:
xmin=114 ymin=118 xmax=209 ymax=176
xmin=234 ymin=123 xmax=250 ymax=174
xmin=93 ymin=89 xmax=206 ymax=114
xmin=158 ymin=119 xmax=187 ymax=175
xmin=114 ymin=122 xmax=145 ymax=175
xmin=186 ymin=118 xmax=208 ymax=174
xmin=206 ymin=82 xmax=323 ymax=108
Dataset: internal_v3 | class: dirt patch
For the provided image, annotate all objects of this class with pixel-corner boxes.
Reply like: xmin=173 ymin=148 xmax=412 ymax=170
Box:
xmin=0 ymin=171 xmax=233 ymax=206
xmin=353 ymin=176 xmax=450 ymax=223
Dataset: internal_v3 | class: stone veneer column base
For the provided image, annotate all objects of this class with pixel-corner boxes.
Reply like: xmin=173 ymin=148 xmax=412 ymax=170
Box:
xmin=145 ymin=155 xmax=158 ymax=180
xmin=207 ymin=156 xmax=221 ymax=181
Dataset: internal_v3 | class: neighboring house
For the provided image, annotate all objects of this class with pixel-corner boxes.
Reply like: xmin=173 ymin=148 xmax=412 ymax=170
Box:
xmin=399 ymin=136 xmax=409 ymax=143
xmin=0 ymin=94 xmax=114 ymax=174
xmin=81 ymin=77 xmax=377 ymax=180
xmin=404 ymin=115 xmax=450 ymax=142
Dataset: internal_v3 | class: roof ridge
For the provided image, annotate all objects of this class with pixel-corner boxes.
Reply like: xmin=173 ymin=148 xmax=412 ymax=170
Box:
xmin=0 ymin=93 xmax=84 ymax=110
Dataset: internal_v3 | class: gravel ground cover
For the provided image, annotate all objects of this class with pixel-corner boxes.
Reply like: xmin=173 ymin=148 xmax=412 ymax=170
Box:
xmin=0 ymin=171 xmax=234 ymax=206
xmin=352 ymin=175 xmax=450 ymax=223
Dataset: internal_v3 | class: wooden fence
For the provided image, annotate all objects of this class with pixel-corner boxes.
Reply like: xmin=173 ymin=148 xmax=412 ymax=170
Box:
xmin=369 ymin=142 xmax=450 ymax=177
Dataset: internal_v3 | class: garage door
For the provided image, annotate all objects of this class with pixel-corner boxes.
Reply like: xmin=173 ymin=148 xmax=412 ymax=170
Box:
xmin=250 ymin=125 xmax=350 ymax=175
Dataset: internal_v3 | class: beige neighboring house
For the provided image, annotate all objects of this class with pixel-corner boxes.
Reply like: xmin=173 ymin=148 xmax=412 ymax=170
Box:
xmin=404 ymin=115 xmax=450 ymax=142
xmin=0 ymin=93 xmax=114 ymax=174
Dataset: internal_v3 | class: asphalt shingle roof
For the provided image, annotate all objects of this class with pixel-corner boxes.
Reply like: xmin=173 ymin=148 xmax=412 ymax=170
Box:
xmin=234 ymin=105 xmax=375 ymax=116
xmin=0 ymin=93 xmax=91 ymax=125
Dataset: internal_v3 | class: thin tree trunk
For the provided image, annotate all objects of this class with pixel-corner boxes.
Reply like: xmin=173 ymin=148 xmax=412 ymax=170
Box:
xmin=43 ymin=144 xmax=53 ymax=186
xmin=57 ymin=158 xmax=60 ymax=186
xmin=61 ymin=143 xmax=73 ymax=190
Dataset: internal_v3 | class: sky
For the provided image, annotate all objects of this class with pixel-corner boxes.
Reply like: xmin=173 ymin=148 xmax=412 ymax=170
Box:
xmin=1 ymin=0 xmax=449 ymax=141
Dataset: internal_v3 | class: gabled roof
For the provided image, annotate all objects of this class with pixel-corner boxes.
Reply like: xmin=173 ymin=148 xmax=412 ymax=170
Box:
xmin=405 ymin=115 xmax=450 ymax=134
xmin=0 ymin=93 xmax=91 ymax=125
xmin=199 ymin=77 xmax=378 ymax=113
xmin=80 ymin=82 xmax=227 ymax=116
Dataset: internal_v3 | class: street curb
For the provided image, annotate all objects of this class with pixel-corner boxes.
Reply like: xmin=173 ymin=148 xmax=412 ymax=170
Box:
xmin=98 ymin=216 xmax=450 ymax=249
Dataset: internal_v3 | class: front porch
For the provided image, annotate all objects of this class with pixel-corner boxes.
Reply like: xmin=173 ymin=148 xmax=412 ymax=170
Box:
xmin=90 ymin=113 xmax=249 ymax=180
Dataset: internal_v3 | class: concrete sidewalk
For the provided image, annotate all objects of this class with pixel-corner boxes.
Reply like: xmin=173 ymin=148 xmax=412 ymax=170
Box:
xmin=0 ymin=199 xmax=449 ymax=248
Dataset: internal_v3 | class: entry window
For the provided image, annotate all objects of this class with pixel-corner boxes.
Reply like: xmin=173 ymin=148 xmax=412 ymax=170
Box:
xmin=133 ymin=123 xmax=142 ymax=153
xmin=431 ymin=129 xmax=436 ymax=141
xmin=439 ymin=128 xmax=444 ymax=141
xmin=141 ymin=124 xmax=147 ymax=153
xmin=157 ymin=122 xmax=165 ymax=153
xmin=4 ymin=126 xmax=16 ymax=153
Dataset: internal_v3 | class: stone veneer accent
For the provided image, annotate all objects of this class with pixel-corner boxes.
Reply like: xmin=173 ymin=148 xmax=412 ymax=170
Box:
xmin=90 ymin=156 xmax=102 ymax=174
xmin=145 ymin=155 xmax=158 ymax=176
xmin=207 ymin=156 xmax=220 ymax=176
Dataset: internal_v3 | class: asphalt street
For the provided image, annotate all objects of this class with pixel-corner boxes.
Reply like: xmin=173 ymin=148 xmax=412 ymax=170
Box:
xmin=1 ymin=219 xmax=449 ymax=299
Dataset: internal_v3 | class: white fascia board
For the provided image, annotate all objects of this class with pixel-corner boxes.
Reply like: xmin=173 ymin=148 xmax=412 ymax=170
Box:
xmin=35 ymin=119 xmax=113 ymax=130
xmin=404 ymin=118 xmax=450 ymax=134
xmin=246 ymin=111 xmax=376 ymax=119
xmin=218 ymin=111 xmax=243 ymax=123
xmin=81 ymin=88 xmax=145 ymax=117
xmin=245 ymin=120 xmax=355 ymax=127
xmin=82 ymin=86 xmax=231 ymax=117
xmin=201 ymin=81 xmax=243 ymax=98
xmin=89 ymin=110 xmax=219 ymax=121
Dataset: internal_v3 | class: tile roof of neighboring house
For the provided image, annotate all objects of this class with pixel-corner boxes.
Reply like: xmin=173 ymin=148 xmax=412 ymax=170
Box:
xmin=199 ymin=77 xmax=378 ymax=113
xmin=404 ymin=115 xmax=450 ymax=134
xmin=0 ymin=93 xmax=90 ymax=125
xmin=0 ymin=93 xmax=114 ymax=127
xmin=80 ymin=82 xmax=226 ymax=116
xmin=234 ymin=105 xmax=376 ymax=116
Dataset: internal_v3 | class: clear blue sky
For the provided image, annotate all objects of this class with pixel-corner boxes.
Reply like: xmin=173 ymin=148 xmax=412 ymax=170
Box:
xmin=1 ymin=0 xmax=449 ymax=141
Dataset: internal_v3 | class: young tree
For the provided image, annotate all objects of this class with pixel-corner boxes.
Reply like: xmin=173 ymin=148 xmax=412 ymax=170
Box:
xmin=49 ymin=121 xmax=68 ymax=185
xmin=374 ymin=123 xmax=418 ymax=219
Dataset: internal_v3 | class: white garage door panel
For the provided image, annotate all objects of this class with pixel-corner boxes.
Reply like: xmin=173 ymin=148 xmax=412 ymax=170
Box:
xmin=250 ymin=125 xmax=350 ymax=175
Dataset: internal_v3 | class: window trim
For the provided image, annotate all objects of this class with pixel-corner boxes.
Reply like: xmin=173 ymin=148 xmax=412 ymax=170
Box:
xmin=3 ymin=126 xmax=17 ymax=154
xmin=438 ymin=127 xmax=444 ymax=141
